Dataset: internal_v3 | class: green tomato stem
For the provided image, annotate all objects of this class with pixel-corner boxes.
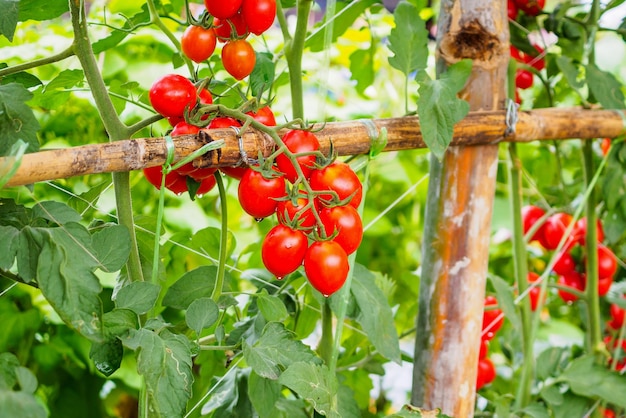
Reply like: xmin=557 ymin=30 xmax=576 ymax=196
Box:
xmin=285 ymin=0 xmax=313 ymax=120
xmin=508 ymin=142 xmax=534 ymax=409
xmin=0 ymin=44 xmax=75 ymax=78
xmin=318 ymin=299 xmax=334 ymax=365
xmin=211 ymin=172 xmax=228 ymax=302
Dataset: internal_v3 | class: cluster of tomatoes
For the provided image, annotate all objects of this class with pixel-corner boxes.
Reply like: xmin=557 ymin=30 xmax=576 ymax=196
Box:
xmin=477 ymin=296 xmax=504 ymax=391
xmin=181 ymin=0 xmax=276 ymax=80
xmin=510 ymin=44 xmax=544 ymax=101
xmin=522 ymin=206 xmax=619 ymax=303
xmin=237 ymin=132 xmax=363 ymax=297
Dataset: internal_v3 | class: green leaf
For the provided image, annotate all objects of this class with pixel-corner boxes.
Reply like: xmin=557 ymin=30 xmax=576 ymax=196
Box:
xmin=92 ymin=5 xmax=150 ymax=54
xmin=556 ymin=56 xmax=584 ymax=90
xmin=586 ymin=64 xmax=626 ymax=109
xmin=306 ymin=0 xmax=377 ymax=52
xmin=517 ymin=403 xmax=551 ymax=418
xmin=123 ymin=328 xmax=193 ymax=417
xmin=552 ymin=392 xmax=590 ymax=418
xmin=162 ymin=266 xmax=218 ymax=309
xmin=386 ymin=406 xmax=453 ymax=417
xmin=387 ymin=1 xmax=429 ymax=76
xmin=190 ymin=227 xmax=236 ymax=264
xmin=67 ymin=181 xmax=108 ymax=215
xmin=559 ymin=355 xmax=626 ymax=408
xmin=539 ymin=384 xmax=564 ymax=407
xmin=201 ymin=368 xmax=252 ymax=416
xmin=351 ymin=264 xmax=401 ymax=363
xmin=17 ymin=0 xmax=68 ymax=21
xmin=102 ymin=308 xmax=139 ymax=337
xmin=488 ymin=274 xmax=521 ymax=332
xmin=536 ymin=347 xmax=566 ymax=381
xmin=0 ymin=225 xmax=19 ymax=269
xmin=243 ymin=322 xmax=319 ymax=380
xmin=337 ymin=384 xmax=361 ymax=417
xmin=278 ymin=362 xmax=339 ymax=417
xmin=186 ymin=297 xmax=219 ymax=335
xmin=32 ymin=201 xmax=81 ymax=225
xmin=0 ymin=0 xmax=18 ymax=42
xmin=350 ymin=47 xmax=376 ymax=96
xmin=36 ymin=224 xmax=104 ymax=341
xmin=115 ymin=282 xmax=160 ymax=315
xmin=92 ymin=225 xmax=131 ymax=272
xmin=416 ymin=60 xmax=472 ymax=159
xmin=0 ymin=66 xmax=42 ymax=88
xmin=257 ymin=289 xmax=288 ymax=322
xmin=250 ymin=52 xmax=275 ymax=98
xmin=0 ymin=353 xmax=46 ymax=418
xmin=43 ymin=69 xmax=84 ymax=92
xmin=89 ymin=338 xmax=124 ymax=377
xmin=248 ymin=371 xmax=281 ymax=418
xmin=0 ymin=83 xmax=40 ymax=155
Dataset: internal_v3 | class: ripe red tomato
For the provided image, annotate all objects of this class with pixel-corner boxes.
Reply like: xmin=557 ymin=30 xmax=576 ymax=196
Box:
xmin=609 ymin=300 xmax=625 ymax=330
xmin=310 ymin=162 xmax=362 ymax=208
xmin=204 ymin=0 xmax=242 ymax=19
xmin=143 ymin=166 xmax=165 ymax=189
xmin=195 ymin=175 xmax=217 ymax=196
xmin=552 ymin=250 xmax=576 ymax=275
xmin=276 ymin=196 xmax=316 ymax=231
xmin=476 ymin=357 xmax=496 ymax=390
xmin=181 ymin=25 xmax=217 ymax=63
xmin=213 ymin=14 xmax=248 ymax=41
xmin=510 ymin=45 xmax=523 ymax=62
xmin=199 ymin=88 xmax=213 ymax=105
xmin=304 ymin=241 xmax=349 ymax=297
xmin=208 ymin=117 xmax=241 ymax=129
xmin=241 ymin=0 xmax=276 ymax=35
xmin=521 ymin=205 xmax=546 ymax=243
xmin=261 ymin=224 xmax=308 ymax=278
xmin=601 ymin=407 xmax=617 ymax=418
xmin=275 ymin=130 xmax=321 ymax=183
xmin=482 ymin=296 xmax=504 ymax=340
xmin=527 ymin=272 xmax=545 ymax=311
xmin=515 ymin=69 xmax=534 ymax=90
xmin=595 ymin=244 xmax=617 ymax=280
xmin=524 ymin=45 xmax=545 ymax=71
xmin=165 ymin=172 xmax=189 ymax=195
xmin=542 ymin=212 xmax=573 ymax=250
xmin=318 ymin=205 xmax=363 ymax=255
xmin=572 ymin=217 xmax=605 ymax=245
xmin=238 ymin=168 xmax=286 ymax=218
xmin=598 ymin=276 xmax=613 ymax=297
xmin=189 ymin=167 xmax=217 ymax=181
xmin=222 ymin=40 xmax=256 ymax=80
xmin=478 ymin=339 xmax=489 ymax=359
xmin=149 ymin=74 xmax=197 ymax=118
xmin=514 ymin=0 xmax=545 ymax=16
xmin=247 ymin=106 xmax=277 ymax=126
xmin=557 ymin=271 xmax=585 ymax=303
xmin=171 ymin=121 xmax=201 ymax=136
xmin=507 ymin=0 xmax=518 ymax=20
xmin=220 ymin=166 xmax=248 ymax=180
xmin=601 ymin=138 xmax=611 ymax=156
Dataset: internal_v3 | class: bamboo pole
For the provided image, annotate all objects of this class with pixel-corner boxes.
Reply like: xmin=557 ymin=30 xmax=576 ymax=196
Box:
xmin=2 ymin=108 xmax=625 ymax=187
xmin=410 ymin=0 xmax=510 ymax=415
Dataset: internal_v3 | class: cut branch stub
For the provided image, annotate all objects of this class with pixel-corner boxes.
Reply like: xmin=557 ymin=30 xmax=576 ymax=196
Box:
xmin=2 ymin=108 xmax=625 ymax=188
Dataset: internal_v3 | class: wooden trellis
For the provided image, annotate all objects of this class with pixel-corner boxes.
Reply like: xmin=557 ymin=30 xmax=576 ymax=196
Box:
xmin=3 ymin=108 xmax=624 ymax=188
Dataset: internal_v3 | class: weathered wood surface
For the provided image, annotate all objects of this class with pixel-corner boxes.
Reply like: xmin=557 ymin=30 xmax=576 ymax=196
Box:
xmin=3 ymin=108 xmax=624 ymax=187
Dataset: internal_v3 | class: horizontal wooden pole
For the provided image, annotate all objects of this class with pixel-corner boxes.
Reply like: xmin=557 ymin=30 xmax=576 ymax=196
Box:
xmin=2 ymin=107 xmax=625 ymax=187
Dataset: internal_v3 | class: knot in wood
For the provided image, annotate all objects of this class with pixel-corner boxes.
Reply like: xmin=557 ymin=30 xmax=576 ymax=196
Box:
xmin=444 ymin=20 xmax=500 ymax=62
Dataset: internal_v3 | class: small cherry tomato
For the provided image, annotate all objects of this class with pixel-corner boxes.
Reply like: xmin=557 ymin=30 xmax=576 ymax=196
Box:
xmin=241 ymin=0 xmax=276 ymax=35
xmin=204 ymin=0 xmax=242 ymax=19
xmin=275 ymin=130 xmax=321 ymax=183
xmin=515 ymin=69 xmax=534 ymax=90
xmin=261 ymin=224 xmax=308 ymax=278
xmin=276 ymin=196 xmax=317 ymax=231
xmin=476 ymin=357 xmax=496 ymax=391
xmin=318 ymin=205 xmax=363 ymax=255
xmin=247 ymin=106 xmax=277 ymax=126
xmin=149 ymin=74 xmax=197 ymax=118
xmin=521 ymin=205 xmax=546 ymax=243
xmin=304 ymin=240 xmax=350 ymax=297
xmin=482 ymin=296 xmax=504 ymax=339
xmin=213 ymin=13 xmax=248 ymax=41
xmin=222 ymin=39 xmax=256 ymax=80
xmin=542 ymin=212 xmax=573 ymax=250
xmin=238 ymin=168 xmax=286 ymax=219
xmin=181 ymin=25 xmax=217 ymax=63
xmin=310 ymin=162 xmax=362 ymax=208
xmin=557 ymin=271 xmax=585 ymax=303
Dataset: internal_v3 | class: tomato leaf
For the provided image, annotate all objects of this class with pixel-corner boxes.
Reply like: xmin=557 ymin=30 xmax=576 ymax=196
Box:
xmin=92 ymin=225 xmax=131 ymax=273
xmin=0 ymin=83 xmax=40 ymax=155
xmin=32 ymin=201 xmax=81 ymax=224
xmin=257 ymin=289 xmax=289 ymax=322
xmin=536 ymin=347 xmax=567 ymax=381
xmin=89 ymin=338 xmax=123 ymax=377
xmin=43 ymin=69 xmax=84 ymax=92
xmin=17 ymin=0 xmax=68 ymax=21
xmin=552 ymin=392 xmax=590 ymax=418
xmin=416 ymin=59 xmax=472 ymax=159
xmin=387 ymin=1 xmax=429 ymax=77
xmin=92 ymin=5 xmax=151 ymax=54
xmin=350 ymin=264 xmax=401 ymax=364
xmin=190 ymin=227 xmax=237 ymax=264
xmin=0 ymin=225 xmax=19 ymax=269
xmin=186 ymin=297 xmax=219 ymax=335
xmin=102 ymin=308 xmax=139 ymax=337
xmin=350 ymin=47 xmax=376 ymax=97
xmin=243 ymin=322 xmax=320 ymax=380
xmin=278 ymin=362 xmax=339 ymax=417
xmin=488 ymin=274 xmax=521 ymax=331
xmin=248 ymin=371 xmax=281 ymax=418
xmin=115 ymin=282 xmax=161 ymax=315
xmin=123 ymin=327 xmax=193 ymax=418
xmin=559 ymin=354 xmax=626 ymax=407
xmin=250 ymin=52 xmax=275 ymax=99
xmin=0 ymin=353 xmax=47 ymax=418
xmin=586 ymin=63 xmax=626 ymax=109
xmin=0 ymin=0 xmax=18 ymax=42
xmin=201 ymin=368 xmax=253 ymax=416
xmin=162 ymin=266 xmax=218 ymax=310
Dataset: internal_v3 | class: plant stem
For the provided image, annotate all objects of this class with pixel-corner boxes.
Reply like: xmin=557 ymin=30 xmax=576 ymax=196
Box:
xmin=582 ymin=139 xmax=603 ymax=360
xmin=69 ymin=0 xmax=144 ymax=285
xmin=285 ymin=0 xmax=313 ymax=120
xmin=318 ymin=299 xmax=334 ymax=365
xmin=0 ymin=45 xmax=75 ymax=78
xmin=508 ymin=143 xmax=534 ymax=409
xmin=211 ymin=172 xmax=228 ymax=302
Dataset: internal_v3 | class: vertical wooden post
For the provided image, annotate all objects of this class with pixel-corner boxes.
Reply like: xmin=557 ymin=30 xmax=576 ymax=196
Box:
xmin=411 ymin=0 xmax=509 ymax=416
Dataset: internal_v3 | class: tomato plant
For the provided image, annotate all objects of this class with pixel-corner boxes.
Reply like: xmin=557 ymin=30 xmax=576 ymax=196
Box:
xmin=303 ymin=240 xmax=350 ymax=297
xmin=318 ymin=205 xmax=363 ymax=255
xmin=222 ymin=39 xmax=256 ymax=80
xmin=238 ymin=168 xmax=286 ymax=218
xmin=149 ymin=74 xmax=197 ymax=118
xmin=242 ymin=0 xmax=276 ymax=35
xmin=204 ymin=0 xmax=243 ymax=19
xmin=309 ymin=161 xmax=363 ymax=208
xmin=261 ymin=224 xmax=308 ymax=278
xmin=181 ymin=25 xmax=217 ymax=63
xmin=275 ymin=130 xmax=321 ymax=183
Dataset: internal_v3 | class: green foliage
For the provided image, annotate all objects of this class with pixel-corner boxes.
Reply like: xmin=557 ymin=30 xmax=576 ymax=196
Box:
xmin=0 ymin=83 xmax=40 ymax=154
xmin=0 ymin=0 xmax=18 ymax=42
xmin=0 ymin=352 xmax=47 ymax=418
xmin=387 ymin=1 xmax=429 ymax=76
